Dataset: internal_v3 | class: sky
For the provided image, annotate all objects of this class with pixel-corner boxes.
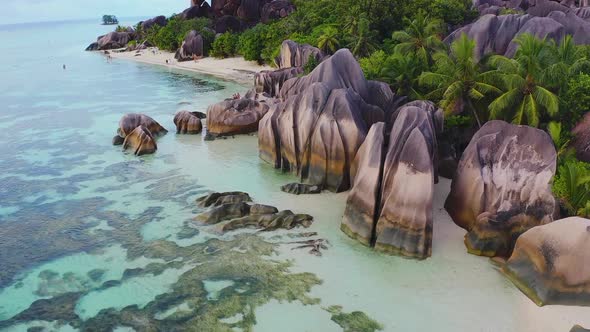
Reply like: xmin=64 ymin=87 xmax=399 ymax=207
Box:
xmin=0 ymin=0 xmax=190 ymax=25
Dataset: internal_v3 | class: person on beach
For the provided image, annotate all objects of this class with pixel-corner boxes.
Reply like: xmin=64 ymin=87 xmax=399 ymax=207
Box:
xmin=166 ymin=59 xmax=169 ymax=65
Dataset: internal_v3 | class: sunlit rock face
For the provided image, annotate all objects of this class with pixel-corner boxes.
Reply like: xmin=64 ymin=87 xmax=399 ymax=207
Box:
xmin=445 ymin=120 xmax=558 ymax=257
xmin=258 ymin=49 xmax=403 ymax=193
xmin=278 ymin=40 xmax=325 ymax=69
xmin=503 ymin=217 xmax=590 ymax=306
xmin=175 ymin=31 xmax=204 ymax=62
xmin=207 ymin=97 xmax=273 ymax=137
xmin=123 ymin=126 xmax=158 ymax=156
xmin=341 ymin=101 xmax=442 ymax=260
xmin=117 ymin=113 xmax=168 ymax=138
xmin=174 ymin=111 xmax=205 ymax=134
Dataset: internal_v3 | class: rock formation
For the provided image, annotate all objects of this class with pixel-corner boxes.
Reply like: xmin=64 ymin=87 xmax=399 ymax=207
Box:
xmin=207 ymin=96 xmax=273 ymax=137
xmin=113 ymin=113 xmax=167 ymax=156
xmin=280 ymin=183 xmax=322 ymax=195
xmin=180 ymin=2 xmax=212 ymax=20
xmin=139 ymin=16 xmax=167 ymax=31
xmin=117 ymin=113 xmax=168 ymax=138
xmin=122 ymin=126 xmax=158 ymax=156
xmin=194 ymin=191 xmax=314 ymax=232
xmin=448 ymin=0 xmax=590 ymax=58
xmin=258 ymin=49 xmax=401 ymax=192
xmin=89 ymin=31 xmax=134 ymax=51
xmin=572 ymin=112 xmax=590 ymax=162
xmin=341 ymin=101 xmax=442 ymax=259
xmin=445 ymin=120 xmax=558 ymax=257
xmin=261 ymin=0 xmax=296 ymax=23
xmin=502 ymin=217 xmax=590 ymax=306
xmin=174 ymin=111 xmax=206 ymax=134
xmin=213 ymin=15 xmax=244 ymax=33
xmin=278 ymin=40 xmax=325 ymax=69
xmin=255 ymin=67 xmax=303 ymax=97
xmin=175 ymin=31 xmax=204 ymax=61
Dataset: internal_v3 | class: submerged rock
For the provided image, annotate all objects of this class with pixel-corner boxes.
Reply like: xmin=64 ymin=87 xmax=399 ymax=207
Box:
xmin=341 ymin=101 xmax=442 ymax=259
xmin=174 ymin=111 xmax=206 ymax=134
xmin=175 ymin=30 xmax=204 ymax=62
xmin=445 ymin=120 xmax=558 ymax=257
xmin=194 ymin=191 xmax=314 ymax=232
xmin=280 ymin=183 xmax=322 ymax=195
xmin=123 ymin=126 xmax=158 ymax=156
xmin=503 ymin=217 xmax=590 ymax=306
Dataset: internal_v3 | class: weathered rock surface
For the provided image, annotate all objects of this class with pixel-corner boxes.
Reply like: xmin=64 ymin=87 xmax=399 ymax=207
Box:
xmin=180 ymin=3 xmax=212 ymax=20
xmin=503 ymin=217 xmax=590 ymax=306
xmin=255 ymin=67 xmax=303 ymax=97
xmin=92 ymin=31 xmax=134 ymax=51
xmin=341 ymin=101 xmax=442 ymax=259
xmin=261 ymin=0 xmax=296 ymax=23
xmin=280 ymin=183 xmax=322 ymax=195
xmin=213 ymin=15 xmax=244 ymax=33
xmin=341 ymin=122 xmax=385 ymax=247
xmin=258 ymin=49 xmax=399 ymax=192
xmin=122 ymin=126 xmax=158 ymax=156
xmin=278 ymin=40 xmax=325 ymax=69
xmin=117 ymin=113 xmax=168 ymax=138
xmin=139 ymin=15 xmax=167 ymax=31
xmin=445 ymin=120 xmax=558 ymax=257
xmin=207 ymin=96 xmax=273 ymax=137
xmin=572 ymin=112 xmax=590 ymax=162
xmin=174 ymin=111 xmax=206 ymax=134
xmin=193 ymin=191 xmax=314 ymax=232
xmin=175 ymin=30 xmax=204 ymax=61
xmin=196 ymin=191 xmax=252 ymax=207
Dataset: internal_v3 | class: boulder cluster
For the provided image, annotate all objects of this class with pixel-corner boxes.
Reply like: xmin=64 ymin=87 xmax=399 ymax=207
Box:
xmin=112 ymin=113 xmax=168 ymax=156
xmin=449 ymin=0 xmax=590 ymax=58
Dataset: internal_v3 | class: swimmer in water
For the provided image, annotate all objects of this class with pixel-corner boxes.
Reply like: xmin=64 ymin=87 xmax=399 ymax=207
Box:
xmin=63 ymin=64 xmax=66 ymax=70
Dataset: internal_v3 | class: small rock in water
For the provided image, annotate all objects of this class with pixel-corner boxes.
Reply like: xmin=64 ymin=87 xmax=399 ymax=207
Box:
xmin=289 ymin=238 xmax=330 ymax=256
xmin=281 ymin=183 xmax=322 ymax=195
xmin=196 ymin=191 xmax=252 ymax=208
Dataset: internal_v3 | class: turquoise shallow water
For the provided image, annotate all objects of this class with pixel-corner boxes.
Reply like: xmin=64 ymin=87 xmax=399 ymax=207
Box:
xmin=1 ymin=19 xmax=590 ymax=332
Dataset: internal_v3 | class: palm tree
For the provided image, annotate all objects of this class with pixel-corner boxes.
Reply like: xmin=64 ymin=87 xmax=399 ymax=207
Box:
xmin=317 ymin=27 xmax=340 ymax=55
xmin=392 ymin=14 xmax=445 ymax=67
xmin=419 ymin=34 xmax=501 ymax=127
xmin=487 ymin=33 xmax=559 ymax=127
xmin=349 ymin=16 xmax=378 ymax=58
xmin=380 ymin=52 xmax=422 ymax=98
xmin=544 ymin=35 xmax=590 ymax=92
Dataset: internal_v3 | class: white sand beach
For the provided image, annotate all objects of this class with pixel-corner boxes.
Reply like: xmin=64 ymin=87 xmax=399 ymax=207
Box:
xmin=108 ymin=48 xmax=271 ymax=85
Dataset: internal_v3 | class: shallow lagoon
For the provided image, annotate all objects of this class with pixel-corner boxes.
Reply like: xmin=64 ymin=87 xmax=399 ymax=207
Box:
xmin=0 ymin=19 xmax=589 ymax=332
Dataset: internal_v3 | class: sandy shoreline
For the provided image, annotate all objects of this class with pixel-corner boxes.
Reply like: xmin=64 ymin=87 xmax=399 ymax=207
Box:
xmin=107 ymin=48 xmax=271 ymax=85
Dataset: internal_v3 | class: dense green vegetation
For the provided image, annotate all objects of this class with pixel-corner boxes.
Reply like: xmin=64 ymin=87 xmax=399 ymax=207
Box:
xmin=135 ymin=17 xmax=214 ymax=52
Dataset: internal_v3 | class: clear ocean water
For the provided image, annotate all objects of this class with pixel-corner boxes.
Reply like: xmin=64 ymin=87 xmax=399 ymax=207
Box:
xmin=1 ymin=18 xmax=589 ymax=332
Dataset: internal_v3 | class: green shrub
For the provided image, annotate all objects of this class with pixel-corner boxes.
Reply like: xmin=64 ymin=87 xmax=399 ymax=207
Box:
xmin=359 ymin=50 xmax=388 ymax=80
xmin=303 ymin=54 xmax=320 ymax=74
xmin=561 ymin=74 xmax=590 ymax=130
xmin=151 ymin=16 xmax=212 ymax=52
xmin=552 ymin=157 xmax=590 ymax=216
xmin=211 ymin=32 xmax=240 ymax=58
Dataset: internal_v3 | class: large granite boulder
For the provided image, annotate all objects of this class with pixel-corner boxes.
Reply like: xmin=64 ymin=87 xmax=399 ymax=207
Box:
xmin=174 ymin=111 xmax=206 ymax=134
xmin=175 ymin=31 xmax=204 ymax=61
xmin=258 ymin=49 xmax=398 ymax=192
xmin=255 ymin=67 xmax=303 ymax=97
xmin=341 ymin=101 xmax=442 ymax=259
xmin=212 ymin=0 xmax=243 ymax=17
xmin=445 ymin=120 xmax=558 ymax=257
xmin=122 ymin=126 xmax=157 ymax=156
xmin=261 ymin=0 xmax=295 ymax=23
xmin=502 ymin=217 xmax=590 ymax=306
xmin=207 ymin=97 xmax=273 ymax=137
xmin=95 ymin=32 xmax=134 ymax=50
xmin=572 ymin=112 xmax=590 ymax=162
xmin=445 ymin=14 xmax=564 ymax=58
xmin=237 ymin=0 xmax=262 ymax=21
xmin=117 ymin=113 xmax=168 ymax=138
xmin=139 ymin=16 xmax=167 ymax=31
xmin=213 ymin=15 xmax=244 ymax=33
xmin=278 ymin=40 xmax=325 ymax=69
xmin=180 ymin=3 xmax=212 ymax=20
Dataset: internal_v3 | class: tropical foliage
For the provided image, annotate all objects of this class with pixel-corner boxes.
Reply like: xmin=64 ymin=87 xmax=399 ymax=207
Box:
xmin=102 ymin=15 xmax=118 ymax=25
